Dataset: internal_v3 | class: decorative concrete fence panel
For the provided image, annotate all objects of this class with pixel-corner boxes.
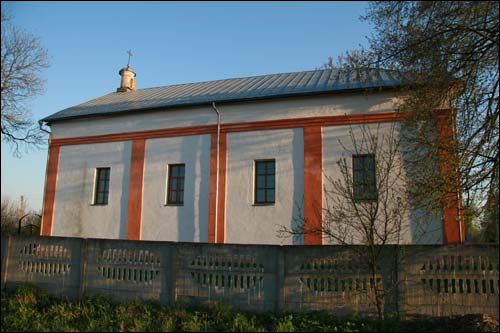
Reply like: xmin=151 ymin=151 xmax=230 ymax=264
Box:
xmin=174 ymin=243 xmax=279 ymax=312
xmin=400 ymin=244 xmax=499 ymax=318
xmin=282 ymin=245 xmax=398 ymax=316
xmin=81 ymin=239 xmax=173 ymax=303
xmin=1 ymin=235 xmax=82 ymax=300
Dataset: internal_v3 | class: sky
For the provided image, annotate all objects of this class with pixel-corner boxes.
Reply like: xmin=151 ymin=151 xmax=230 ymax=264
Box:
xmin=1 ymin=1 xmax=373 ymax=211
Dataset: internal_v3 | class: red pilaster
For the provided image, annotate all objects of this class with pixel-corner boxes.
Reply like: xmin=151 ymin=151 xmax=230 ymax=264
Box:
xmin=41 ymin=145 xmax=60 ymax=236
xmin=436 ymin=110 xmax=465 ymax=244
xmin=303 ymin=126 xmax=323 ymax=245
xmin=126 ymin=139 xmax=146 ymax=240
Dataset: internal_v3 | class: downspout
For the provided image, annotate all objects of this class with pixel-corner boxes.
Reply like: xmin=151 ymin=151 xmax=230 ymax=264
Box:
xmin=211 ymin=102 xmax=221 ymax=243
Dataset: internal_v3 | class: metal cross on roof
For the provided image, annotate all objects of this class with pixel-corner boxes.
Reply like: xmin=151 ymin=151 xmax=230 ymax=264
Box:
xmin=127 ymin=49 xmax=133 ymax=67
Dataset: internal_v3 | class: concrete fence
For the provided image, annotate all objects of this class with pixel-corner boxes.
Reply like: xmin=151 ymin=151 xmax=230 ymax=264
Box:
xmin=1 ymin=234 xmax=498 ymax=318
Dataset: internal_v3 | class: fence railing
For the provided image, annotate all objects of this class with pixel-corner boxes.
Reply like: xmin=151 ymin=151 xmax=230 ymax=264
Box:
xmin=1 ymin=234 xmax=498 ymax=318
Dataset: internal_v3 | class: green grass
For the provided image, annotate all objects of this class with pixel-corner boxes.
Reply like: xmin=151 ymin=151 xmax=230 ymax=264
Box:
xmin=0 ymin=283 xmax=483 ymax=332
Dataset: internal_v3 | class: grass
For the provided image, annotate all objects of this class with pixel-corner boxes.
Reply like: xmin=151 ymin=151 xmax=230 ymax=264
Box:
xmin=0 ymin=283 xmax=491 ymax=332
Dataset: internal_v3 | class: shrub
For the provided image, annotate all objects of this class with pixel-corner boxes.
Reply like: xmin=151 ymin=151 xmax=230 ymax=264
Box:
xmin=179 ymin=311 xmax=206 ymax=332
xmin=230 ymin=313 xmax=261 ymax=332
xmin=2 ymin=283 xmax=50 ymax=331
xmin=155 ymin=310 xmax=176 ymax=332
xmin=209 ymin=301 xmax=234 ymax=323
xmin=79 ymin=294 xmax=117 ymax=331
xmin=275 ymin=314 xmax=296 ymax=332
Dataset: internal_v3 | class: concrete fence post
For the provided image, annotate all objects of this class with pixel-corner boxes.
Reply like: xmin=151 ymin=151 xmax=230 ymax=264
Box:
xmin=170 ymin=244 xmax=177 ymax=304
xmin=160 ymin=243 xmax=176 ymax=305
xmin=77 ymin=238 xmax=89 ymax=300
xmin=276 ymin=246 xmax=285 ymax=311
xmin=394 ymin=245 xmax=404 ymax=317
xmin=1 ymin=234 xmax=11 ymax=290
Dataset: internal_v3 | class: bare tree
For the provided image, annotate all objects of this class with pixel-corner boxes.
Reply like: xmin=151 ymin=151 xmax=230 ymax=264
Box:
xmin=320 ymin=50 xmax=376 ymax=70
xmin=278 ymin=123 xmax=434 ymax=321
xmin=1 ymin=195 xmax=41 ymax=235
xmin=278 ymin=123 xmax=441 ymax=321
xmin=1 ymin=4 xmax=50 ymax=156
xmin=322 ymin=124 xmax=407 ymax=321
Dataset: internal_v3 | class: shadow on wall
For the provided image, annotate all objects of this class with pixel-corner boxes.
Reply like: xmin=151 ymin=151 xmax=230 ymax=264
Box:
xmin=54 ymin=145 xmax=131 ymax=239
xmin=118 ymin=142 xmax=132 ymax=239
xmin=55 ymin=164 xmax=85 ymax=237
xmin=399 ymin=120 xmax=443 ymax=244
xmin=225 ymin=129 xmax=305 ymax=245
xmin=177 ymin=135 xmax=209 ymax=242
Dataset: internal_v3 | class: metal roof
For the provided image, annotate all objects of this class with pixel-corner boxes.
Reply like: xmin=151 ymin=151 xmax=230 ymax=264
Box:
xmin=42 ymin=68 xmax=405 ymax=123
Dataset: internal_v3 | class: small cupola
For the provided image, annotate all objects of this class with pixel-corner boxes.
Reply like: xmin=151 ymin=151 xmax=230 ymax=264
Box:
xmin=117 ymin=50 xmax=137 ymax=92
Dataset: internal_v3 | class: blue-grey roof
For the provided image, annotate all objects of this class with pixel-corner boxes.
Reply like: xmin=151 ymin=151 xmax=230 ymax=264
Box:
xmin=42 ymin=68 xmax=405 ymax=123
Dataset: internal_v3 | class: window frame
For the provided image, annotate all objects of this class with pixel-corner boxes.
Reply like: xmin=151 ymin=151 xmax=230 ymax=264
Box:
xmin=253 ymin=159 xmax=276 ymax=205
xmin=352 ymin=154 xmax=377 ymax=202
xmin=166 ymin=163 xmax=185 ymax=206
xmin=93 ymin=167 xmax=110 ymax=205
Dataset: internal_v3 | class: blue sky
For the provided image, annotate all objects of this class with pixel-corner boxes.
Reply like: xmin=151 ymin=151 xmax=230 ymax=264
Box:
xmin=1 ymin=1 xmax=372 ymax=211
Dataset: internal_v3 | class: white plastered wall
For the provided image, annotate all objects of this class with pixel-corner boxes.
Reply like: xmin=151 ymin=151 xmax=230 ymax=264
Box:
xmin=322 ymin=123 xmax=443 ymax=244
xmin=225 ymin=128 xmax=304 ymax=245
xmin=141 ymin=134 xmax=211 ymax=242
xmin=52 ymin=141 xmax=131 ymax=239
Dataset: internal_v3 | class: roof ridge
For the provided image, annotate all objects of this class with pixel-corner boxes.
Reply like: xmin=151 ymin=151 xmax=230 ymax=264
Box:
xmin=136 ymin=67 xmax=403 ymax=92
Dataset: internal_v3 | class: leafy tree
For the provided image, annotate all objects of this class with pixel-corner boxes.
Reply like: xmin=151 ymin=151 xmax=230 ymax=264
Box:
xmin=480 ymin=178 xmax=499 ymax=242
xmin=1 ymin=3 xmax=50 ymax=156
xmin=323 ymin=1 xmax=499 ymax=227
xmin=462 ymin=202 xmax=482 ymax=242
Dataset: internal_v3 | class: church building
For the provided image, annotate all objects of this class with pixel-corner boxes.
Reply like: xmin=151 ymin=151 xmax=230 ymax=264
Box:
xmin=39 ymin=62 xmax=464 ymax=245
